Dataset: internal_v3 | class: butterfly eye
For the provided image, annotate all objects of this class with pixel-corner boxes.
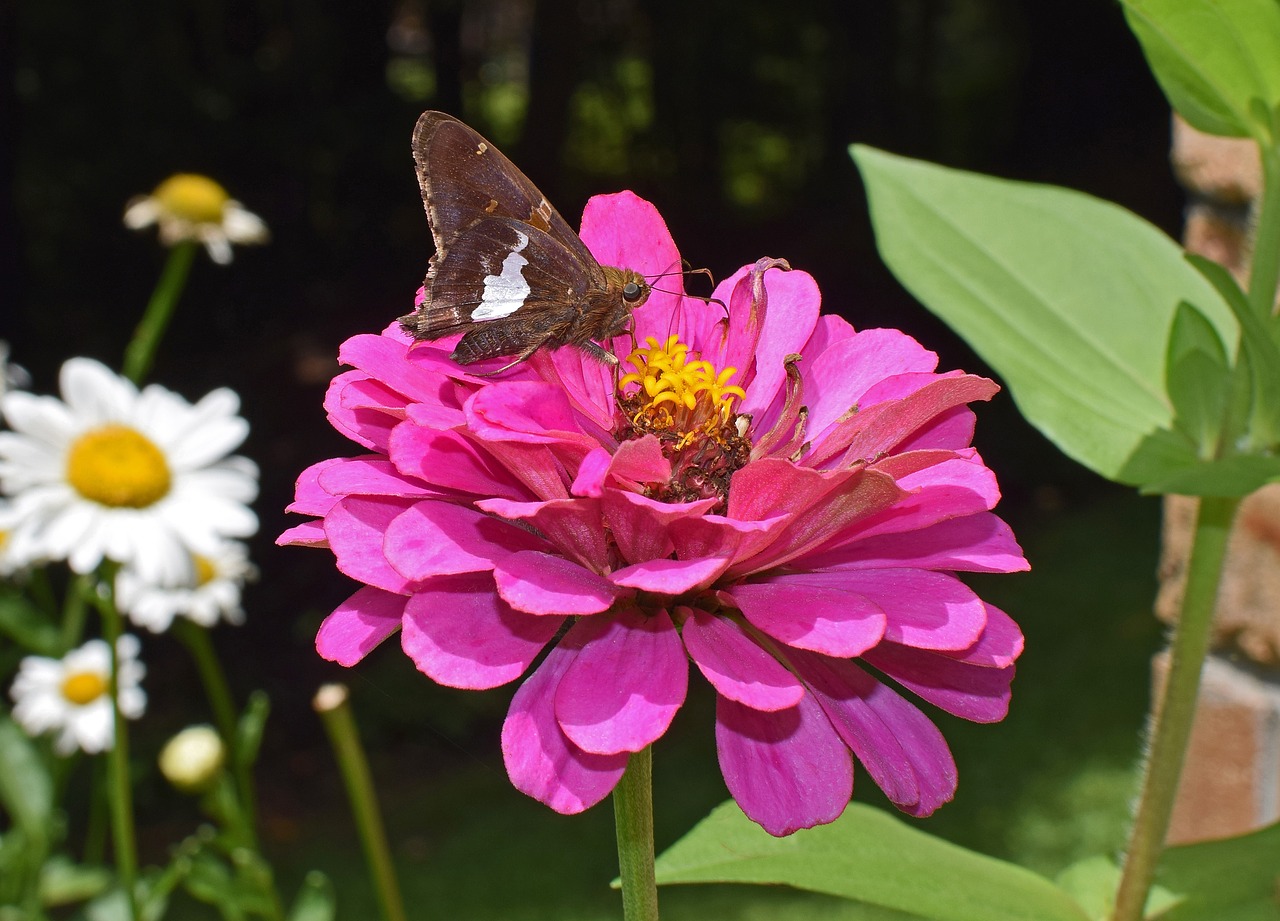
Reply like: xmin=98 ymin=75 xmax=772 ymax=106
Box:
xmin=623 ymin=281 xmax=644 ymax=303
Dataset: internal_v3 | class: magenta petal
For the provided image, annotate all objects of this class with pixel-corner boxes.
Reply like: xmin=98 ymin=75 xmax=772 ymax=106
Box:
xmin=571 ymin=448 xmax=612 ymax=497
xmin=830 ymin=569 xmax=987 ymax=652
xmin=316 ymin=586 xmax=406 ymax=666
xmin=805 ymin=512 xmax=1029 ymax=574
xmin=318 ymin=456 xmax=437 ymax=499
xmin=791 ymin=651 xmax=956 ymax=817
xmin=389 ymin=425 xmax=528 ymax=499
xmin=580 ymin=191 xmax=683 ymax=292
xmin=383 ymin=500 xmax=548 ymax=581
xmin=555 ymin=608 xmax=688 ymax=755
xmin=715 ymin=692 xmax=852 ymax=836
xmin=277 ymin=521 xmax=326 ymax=547
xmin=862 ymin=641 xmax=1016 ymax=723
xmin=401 ymin=573 xmax=561 ymax=689
xmin=728 ymin=577 xmax=886 ymax=657
xmin=286 ymin=458 xmax=345 ymax=516
xmin=609 ymin=556 xmax=728 ymax=594
xmin=477 ymin=496 xmax=610 ymax=571
xmin=494 ymin=550 xmax=624 ymax=615
xmin=682 ymin=608 xmax=804 ymax=711
xmin=325 ymin=496 xmax=418 ymax=593
xmin=466 ymin=381 xmax=594 ymax=448
xmin=501 ymin=642 xmax=629 ymax=814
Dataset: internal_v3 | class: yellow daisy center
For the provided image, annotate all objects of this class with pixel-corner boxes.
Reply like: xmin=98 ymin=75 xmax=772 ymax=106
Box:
xmin=61 ymin=670 xmax=109 ymax=706
xmin=66 ymin=424 xmax=172 ymax=509
xmin=617 ymin=335 xmax=750 ymax=507
xmin=194 ymin=554 xmax=217 ymax=586
xmin=153 ymin=174 xmax=230 ymax=224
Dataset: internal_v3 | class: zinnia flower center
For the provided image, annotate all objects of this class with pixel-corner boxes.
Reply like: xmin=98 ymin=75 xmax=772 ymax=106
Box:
xmin=617 ymin=335 xmax=750 ymax=508
xmin=153 ymin=174 xmax=229 ymax=224
xmin=61 ymin=670 xmax=108 ymax=706
xmin=66 ymin=424 xmax=172 ymax=509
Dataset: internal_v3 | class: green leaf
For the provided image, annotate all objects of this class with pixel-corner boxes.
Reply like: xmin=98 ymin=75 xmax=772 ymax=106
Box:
xmin=1121 ymin=0 xmax=1280 ymax=142
xmin=0 ymin=717 xmax=53 ymax=837
xmin=1156 ymin=818 xmax=1280 ymax=920
xmin=287 ymin=872 xmax=335 ymax=921
xmin=653 ymin=801 xmax=1090 ymax=921
xmin=1140 ymin=452 xmax=1280 ymax=495
xmin=1166 ymin=301 xmax=1231 ymax=453
xmin=0 ymin=588 xmax=62 ymax=655
xmin=852 ymin=145 xmax=1238 ymax=489
xmin=1056 ymin=855 xmax=1182 ymax=920
xmin=39 ymin=857 xmax=112 ymax=907
xmin=236 ymin=691 xmax=270 ymax=769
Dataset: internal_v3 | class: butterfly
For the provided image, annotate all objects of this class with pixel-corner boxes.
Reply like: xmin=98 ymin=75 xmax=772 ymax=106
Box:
xmin=399 ymin=110 xmax=651 ymax=367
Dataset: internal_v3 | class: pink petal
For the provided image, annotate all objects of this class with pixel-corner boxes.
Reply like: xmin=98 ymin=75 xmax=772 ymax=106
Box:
xmin=383 ymin=501 xmax=548 ymax=581
xmin=862 ymin=641 xmax=1016 ymax=723
xmin=401 ymin=573 xmax=561 ymax=689
xmin=715 ymin=692 xmax=853 ymax=836
xmin=607 ymin=436 xmax=673 ymax=487
xmin=609 ymin=556 xmax=729 ymax=594
xmin=277 ymin=521 xmax=326 ymax=547
xmin=325 ymin=496 xmax=419 ymax=593
xmin=896 ymin=406 xmax=977 ymax=452
xmin=389 ymin=425 xmax=529 ymax=499
xmin=501 ymin=642 xmax=629 ymax=814
xmin=286 ymin=458 xmax=345 ymax=516
xmin=571 ymin=448 xmax=613 ymax=497
xmin=602 ymin=488 xmax=717 ymax=564
xmin=477 ymin=496 xmax=610 ymax=571
xmin=317 ymin=456 xmax=438 ymax=499
xmin=825 ymin=569 xmax=987 ymax=652
xmin=804 ymin=512 xmax=1028 ymax=574
xmin=528 ymin=349 xmax=615 ymax=435
xmin=325 ymin=371 xmax=398 ymax=451
xmin=466 ymin=381 xmax=594 ymax=448
xmin=338 ymin=332 xmax=447 ymax=405
xmin=494 ymin=550 xmax=625 ymax=616
xmin=682 ymin=608 xmax=804 ymax=711
xmin=728 ymin=576 xmax=886 ymax=658
xmin=555 ymin=608 xmax=688 ymax=755
xmin=735 ymin=265 xmax=822 ymax=422
xmin=791 ymin=650 xmax=956 ymax=817
xmin=316 ymin=586 xmax=407 ymax=666
xmin=800 ymin=313 xmax=858 ymax=360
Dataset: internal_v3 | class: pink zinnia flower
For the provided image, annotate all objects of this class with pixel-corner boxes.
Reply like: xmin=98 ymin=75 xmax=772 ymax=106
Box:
xmin=280 ymin=192 xmax=1027 ymax=836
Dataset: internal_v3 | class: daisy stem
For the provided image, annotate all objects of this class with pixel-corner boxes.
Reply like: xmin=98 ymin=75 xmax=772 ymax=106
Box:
xmin=61 ymin=573 xmax=94 ymax=652
xmin=313 ymin=684 xmax=407 ymax=921
xmin=99 ymin=591 xmax=139 ymax=921
xmin=123 ymin=239 xmax=197 ymax=385
xmin=1111 ymin=495 xmax=1239 ymax=921
xmin=612 ymin=746 xmax=659 ymax=921
xmin=174 ymin=620 xmax=259 ymax=845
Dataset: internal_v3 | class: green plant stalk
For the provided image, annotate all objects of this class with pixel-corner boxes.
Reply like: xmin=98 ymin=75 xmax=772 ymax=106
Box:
xmin=61 ymin=573 xmax=94 ymax=653
xmin=122 ymin=239 xmax=198 ymax=385
xmin=315 ymin=686 xmax=407 ymax=921
xmin=1111 ymin=495 xmax=1239 ymax=921
xmin=99 ymin=589 xmax=139 ymax=921
xmin=613 ymin=746 xmax=659 ymax=921
xmin=174 ymin=620 xmax=258 ymax=843
xmin=1250 ymin=148 xmax=1280 ymax=323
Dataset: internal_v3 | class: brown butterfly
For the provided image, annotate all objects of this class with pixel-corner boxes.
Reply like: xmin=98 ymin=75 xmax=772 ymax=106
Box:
xmin=399 ymin=110 xmax=650 ymax=366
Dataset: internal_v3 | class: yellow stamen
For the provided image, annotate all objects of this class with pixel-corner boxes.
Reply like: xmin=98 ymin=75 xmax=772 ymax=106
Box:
xmin=61 ymin=671 xmax=108 ymax=706
xmin=620 ymin=335 xmax=746 ymax=436
xmin=66 ymin=424 xmax=172 ymax=509
xmin=153 ymin=174 xmax=230 ymax=224
xmin=194 ymin=554 xmax=217 ymax=587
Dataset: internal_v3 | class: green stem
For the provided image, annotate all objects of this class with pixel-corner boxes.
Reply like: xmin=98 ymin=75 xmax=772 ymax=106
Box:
xmin=122 ymin=239 xmax=197 ymax=385
xmin=612 ymin=746 xmax=659 ymax=921
xmin=173 ymin=620 xmax=258 ymax=843
xmin=61 ymin=573 xmax=94 ymax=653
xmin=314 ymin=684 xmax=407 ymax=921
xmin=1112 ymin=496 xmax=1239 ymax=921
xmin=99 ymin=586 xmax=139 ymax=921
xmin=1251 ymin=149 xmax=1280 ymax=323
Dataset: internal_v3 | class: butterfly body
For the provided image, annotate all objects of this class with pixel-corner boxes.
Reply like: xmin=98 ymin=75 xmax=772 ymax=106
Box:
xmin=400 ymin=111 xmax=650 ymax=365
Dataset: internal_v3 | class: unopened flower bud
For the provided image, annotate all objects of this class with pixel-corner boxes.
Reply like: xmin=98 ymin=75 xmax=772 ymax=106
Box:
xmin=158 ymin=725 xmax=225 ymax=793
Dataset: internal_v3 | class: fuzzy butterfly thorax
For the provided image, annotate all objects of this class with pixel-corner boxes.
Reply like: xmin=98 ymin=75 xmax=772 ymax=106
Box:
xmin=399 ymin=111 xmax=651 ymax=367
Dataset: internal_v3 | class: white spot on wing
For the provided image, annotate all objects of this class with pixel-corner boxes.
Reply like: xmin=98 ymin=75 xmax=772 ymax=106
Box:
xmin=472 ymin=230 xmax=531 ymax=321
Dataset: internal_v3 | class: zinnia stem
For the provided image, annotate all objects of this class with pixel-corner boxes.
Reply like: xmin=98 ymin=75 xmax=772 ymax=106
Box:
xmin=99 ymin=589 xmax=139 ymax=921
xmin=122 ymin=238 xmax=197 ymax=384
xmin=174 ymin=620 xmax=258 ymax=844
xmin=1112 ymin=495 xmax=1239 ymax=921
xmin=612 ymin=746 xmax=659 ymax=921
xmin=313 ymin=684 xmax=408 ymax=921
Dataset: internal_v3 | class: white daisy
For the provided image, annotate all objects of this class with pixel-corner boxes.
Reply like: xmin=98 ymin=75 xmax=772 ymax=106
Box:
xmin=0 ymin=358 xmax=259 ymax=584
xmin=10 ymin=636 xmax=147 ymax=755
xmin=124 ymin=173 xmax=268 ymax=265
xmin=0 ymin=341 xmax=31 ymax=400
xmin=116 ymin=539 xmax=255 ymax=633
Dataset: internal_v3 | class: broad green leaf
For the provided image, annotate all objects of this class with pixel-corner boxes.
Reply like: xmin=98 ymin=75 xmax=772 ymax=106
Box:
xmin=852 ymin=145 xmax=1237 ymax=489
xmin=236 ymin=691 xmax=270 ymax=768
xmin=1166 ymin=301 xmax=1231 ymax=453
xmin=0 ymin=717 xmax=53 ymax=836
xmin=288 ymin=872 xmax=335 ymax=921
xmin=0 ymin=589 xmax=61 ymax=655
xmin=1156 ymin=818 xmax=1280 ymax=920
xmin=39 ymin=857 xmax=112 ymax=906
xmin=1056 ymin=855 xmax=1182 ymax=920
xmin=1121 ymin=0 xmax=1280 ymax=142
xmin=1141 ymin=452 xmax=1280 ymax=495
xmin=653 ymin=800 xmax=1090 ymax=921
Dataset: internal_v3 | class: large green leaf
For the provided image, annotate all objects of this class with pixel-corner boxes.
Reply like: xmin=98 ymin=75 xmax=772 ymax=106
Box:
xmin=652 ymin=801 xmax=1090 ymax=921
xmin=1156 ymin=819 xmax=1280 ymax=920
xmin=0 ymin=717 xmax=53 ymax=837
xmin=1121 ymin=0 xmax=1280 ymax=142
xmin=852 ymin=145 xmax=1239 ymax=489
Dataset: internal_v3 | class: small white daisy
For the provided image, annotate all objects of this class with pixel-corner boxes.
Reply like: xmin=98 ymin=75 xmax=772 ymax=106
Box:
xmin=0 ymin=358 xmax=259 ymax=584
xmin=10 ymin=636 xmax=146 ymax=755
xmin=0 ymin=341 xmax=31 ymax=400
xmin=116 ymin=539 xmax=255 ymax=633
xmin=124 ymin=173 xmax=268 ymax=265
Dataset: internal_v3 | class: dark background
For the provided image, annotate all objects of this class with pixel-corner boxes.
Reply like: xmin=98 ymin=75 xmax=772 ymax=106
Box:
xmin=4 ymin=0 xmax=1174 ymax=889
